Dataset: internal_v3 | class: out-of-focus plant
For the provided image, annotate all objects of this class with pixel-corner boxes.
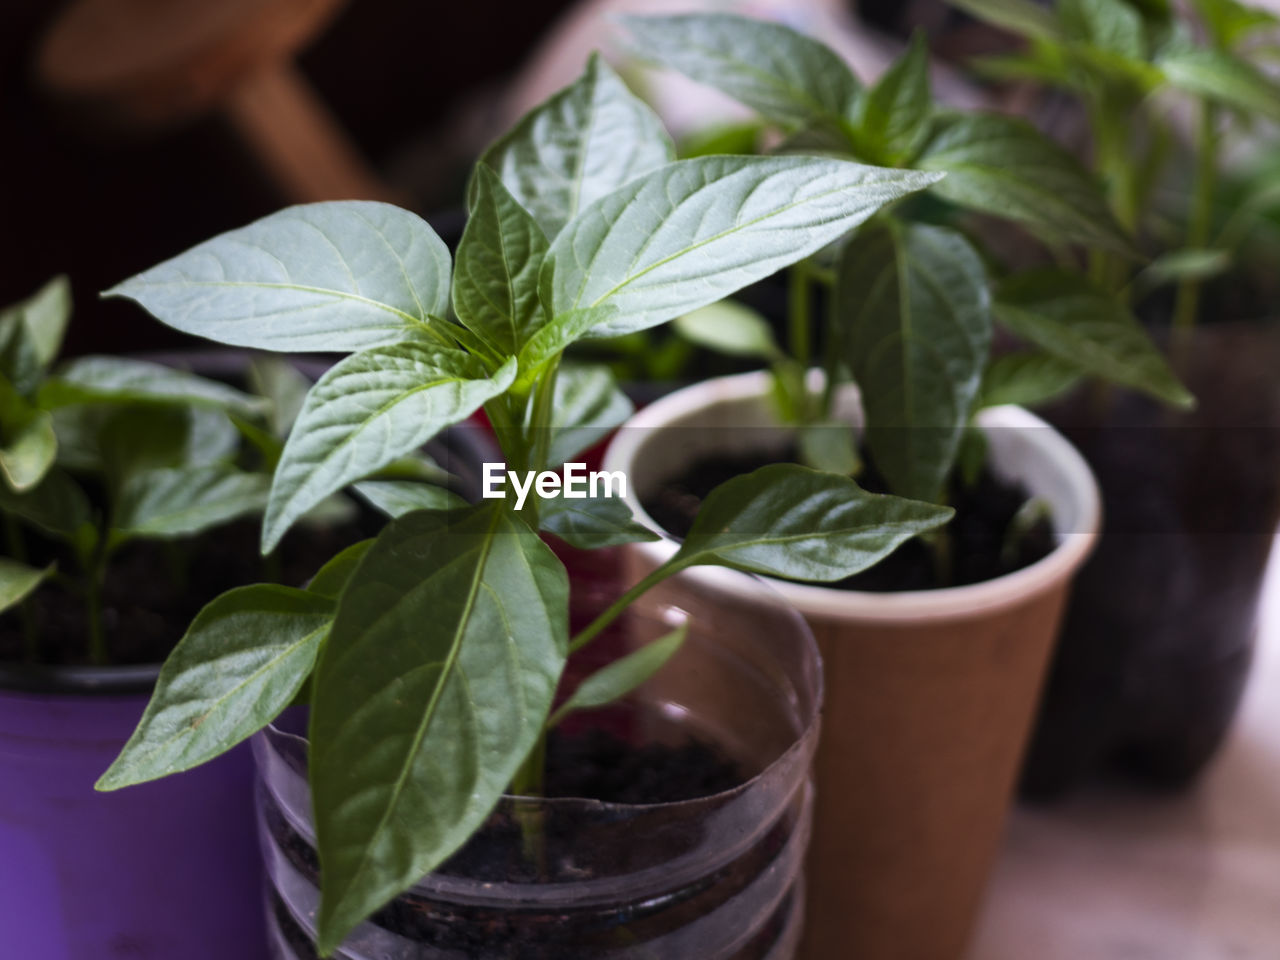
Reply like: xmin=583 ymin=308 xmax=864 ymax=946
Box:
xmin=626 ymin=13 xmax=1192 ymax=511
xmin=0 ymin=276 xmax=279 ymax=663
xmin=947 ymin=0 xmax=1280 ymax=332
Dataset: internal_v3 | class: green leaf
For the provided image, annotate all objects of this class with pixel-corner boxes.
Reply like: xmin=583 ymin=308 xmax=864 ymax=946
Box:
xmin=299 ymin=494 xmax=359 ymax=530
xmin=622 ymin=13 xmax=862 ymax=132
xmin=47 ymin=405 xmax=110 ymax=472
xmin=453 ymin=165 xmax=550 ymax=356
xmin=1066 ymin=38 xmax=1167 ymax=89
xmin=0 ymin=468 xmax=94 ymax=547
xmin=112 ymin=465 xmax=271 ymax=541
xmin=1159 ymin=48 xmax=1280 ymax=122
xmin=0 ymin=275 xmax=71 ymax=394
xmin=678 ymin=121 xmax=765 ymax=158
xmin=40 ymin=356 xmax=263 ymax=413
xmin=1132 ymin=248 xmax=1231 ymax=299
xmin=0 ymin=558 xmax=53 ymax=615
xmin=306 ymin=540 xmax=374 ymax=598
xmin=918 ymin=112 xmax=1136 ymax=255
xmin=1060 ymin=0 xmax=1147 ymax=59
xmin=839 ymin=221 xmax=992 ymax=502
xmin=0 ymin=378 xmax=56 ymax=492
xmin=970 ymin=50 xmax=1078 ymax=86
xmin=19 ymin=276 xmax=71 ymax=368
xmin=263 ymin=346 xmax=516 ymax=552
xmin=673 ymin=301 xmax=782 ymax=360
xmin=478 ymin=54 xmax=675 ymax=237
xmin=544 ymin=155 xmax=942 ymax=338
xmin=309 ymin=504 xmax=568 ymax=952
xmin=374 ymin=454 xmax=454 ymax=486
xmin=58 ymin=404 xmax=238 ymax=494
xmin=943 ymin=0 xmax=1065 ymax=40
xmin=546 ymin=364 xmax=632 ymax=468
xmin=538 ymin=493 xmax=659 ymax=549
xmin=96 ymin=585 xmax=333 ymax=790
xmin=0 ymin=318 xmax=40 ymax=399
xmin=187 ymin=406 xmax=242 ymax=465
xmin=667 ymin=463 xmax=953 ymax=581
xmin=994 ymin=269 xmax=1194 ymax=408
xmin=1192 ymin=0 xmax=1279 ymax=47
xmin=515 ymin=305 xmax=619 ymax=390
xmin=248 ymin=356 xmax=312 ymax=438
xmin=852 ymin=32 xmax=933 ymax=165
xmin=769 ymin=359 xmax=810 ymax=424
xmin=352 ymin=480 xmax=467 ymax=518
xmin=548 ymin=624 xmax=687 ymax=727
xmin=797 ymin=422 xmax=861 ymax=475
xmin=96 ymin=406 xmax=233 ymax=490
xmin=105 ymin=202 xmax=451 ymax=352
xmin=1128 ymin=0 xmax=1172 ymax=18
xmin=979 ymin=351 xmax=1083 ymax=408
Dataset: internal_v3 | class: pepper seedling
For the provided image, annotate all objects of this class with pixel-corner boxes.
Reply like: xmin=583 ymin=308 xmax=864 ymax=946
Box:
xmin=626 ymin=12 xmax=1193 ymax=514
xmin=95 ymin=55 xmax=955 ymax=954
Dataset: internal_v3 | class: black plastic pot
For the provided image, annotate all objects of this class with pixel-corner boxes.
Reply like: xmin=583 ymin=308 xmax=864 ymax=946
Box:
xmin=1023 ymin=321 xmax=1280 ymax=796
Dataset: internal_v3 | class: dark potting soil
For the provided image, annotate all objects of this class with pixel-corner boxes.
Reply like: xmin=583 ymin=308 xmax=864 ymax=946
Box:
xmin=643 ymin=442 xmax=1055 ymax=591
xmin=0 ymin=517 xmax=368 ymax=667
xmin=543 ymin=725 xmax=744 ymax=805
xmin=264 ymin=728 xmax=798 ymax=958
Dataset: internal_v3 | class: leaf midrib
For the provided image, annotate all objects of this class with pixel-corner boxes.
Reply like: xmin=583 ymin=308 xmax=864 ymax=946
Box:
xmin=107 ymin=615 xmax=329 ymax=781
xmin=658 ymin=30 xmax=851 ymax=125
xmin=684 ymin=521 xmax=925 ymax=560
xmin=124 ymin=279 xmax=428 ymax=329
xmin=333 ymin=506 xmax=501 ymax=910
xmin=274 ymin=366 xmax=497 ymax=539
xmin=582 ymin=169 xmax=898 ymax=311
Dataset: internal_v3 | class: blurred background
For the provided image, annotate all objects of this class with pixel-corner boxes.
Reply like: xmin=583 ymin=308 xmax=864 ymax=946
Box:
xmin=3 ymin=2 xmax=1279 ymax=955
xmin=7 ymin=0 xmax=1279 ymax=351
xmin=0 ymin=0 xmax=581 ymax=354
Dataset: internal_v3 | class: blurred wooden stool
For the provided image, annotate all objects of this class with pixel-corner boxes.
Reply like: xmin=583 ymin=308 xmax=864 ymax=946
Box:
xmin=37 ymin=0 xmax=399 ymax=203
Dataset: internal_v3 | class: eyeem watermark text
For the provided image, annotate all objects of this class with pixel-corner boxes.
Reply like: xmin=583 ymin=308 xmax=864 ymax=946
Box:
xmin=482 ymin=463 xmax=627 ymax=511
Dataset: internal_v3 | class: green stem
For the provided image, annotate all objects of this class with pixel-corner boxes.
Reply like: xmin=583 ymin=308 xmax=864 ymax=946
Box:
xmin=806 ymin=264 xmax=836 ymax=287
xmin=528 ymin=357 xmax=561 ymax=476
xmin=1090 ymin=97 xmax=1139 ymax=296
xmin=4 ymin=515 xmax=40 ymax=661
xmin=86 ymin=562 xmax=107 ymax=665
xmin=1173 ymin=101 xmax=1218 ymax=345
xmin=510 ymin=781 xmax=548 ymax=872
xmin=511 ymin=733 xmax=547 ymax=798
xmin=788 ymin=265 xmax=813 ymax=420
xmin=262 ymin=547 xmax=283 ymax=585
xmin=485 ymin=395 xmax=526 ymax=474
xmin=820 ymin=274 xmax=842 ymax=422
xmin=924 ymin=526 xmax=953 ymax=589
xmin=568 ymin=564 xmax=676 ymax=656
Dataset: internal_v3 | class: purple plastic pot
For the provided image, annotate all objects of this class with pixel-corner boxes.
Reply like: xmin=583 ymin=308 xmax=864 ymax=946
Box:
xmin=0 ymin=664 xmax=266 ymax=959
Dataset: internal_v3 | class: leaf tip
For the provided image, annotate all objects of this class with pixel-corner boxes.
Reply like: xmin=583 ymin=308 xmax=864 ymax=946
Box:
xmin=260 ymin=511 xmax=287 ymax=557
xmin=314 ymin=898 xmax=357 ymax=959
xmin=94 ymin=766 xmax=126 ymax=793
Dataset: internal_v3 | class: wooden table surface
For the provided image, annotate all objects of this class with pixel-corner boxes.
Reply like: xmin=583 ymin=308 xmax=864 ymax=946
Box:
xmin=970 ymin=539 xmax=1280 ymax=960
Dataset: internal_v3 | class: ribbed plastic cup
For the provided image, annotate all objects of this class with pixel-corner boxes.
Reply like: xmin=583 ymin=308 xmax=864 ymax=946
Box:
xmin=254 ymin=573 xmax=822 ymax=959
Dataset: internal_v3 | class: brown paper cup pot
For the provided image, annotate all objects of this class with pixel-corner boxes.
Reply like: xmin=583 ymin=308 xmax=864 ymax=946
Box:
xmin=605 ymin=372 xmax=1101 ymax=960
